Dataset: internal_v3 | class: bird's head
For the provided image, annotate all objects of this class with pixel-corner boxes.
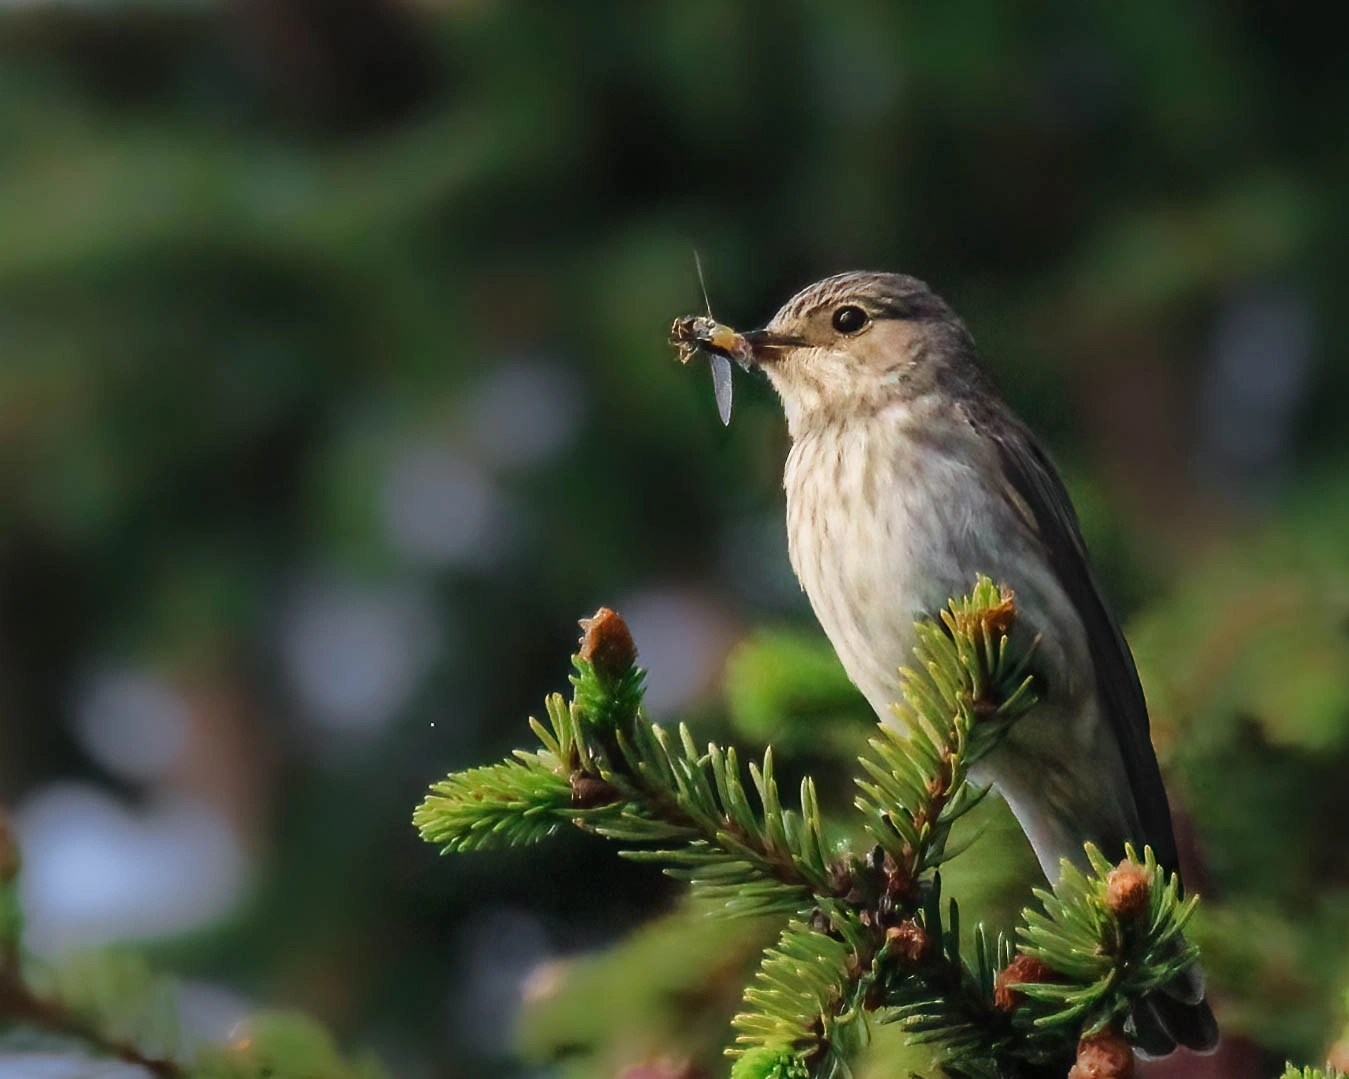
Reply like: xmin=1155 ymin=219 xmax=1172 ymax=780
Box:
xmin=708 ymin=272 xmax=978 ymax=434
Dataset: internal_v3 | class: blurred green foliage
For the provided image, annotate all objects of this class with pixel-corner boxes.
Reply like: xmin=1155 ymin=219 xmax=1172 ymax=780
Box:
xmin=2 ymin=2 xmax=1349 ymax=1077
xmin=723 ymin=632 xmax=860 ymax=753
xmin=520 ymin=903 xmax=784 ymax=1079
xmin=1130 ymin=477 xmax=1349 ymax=1059
xmin=194 ymin=1013 xmax=389 ymax=1079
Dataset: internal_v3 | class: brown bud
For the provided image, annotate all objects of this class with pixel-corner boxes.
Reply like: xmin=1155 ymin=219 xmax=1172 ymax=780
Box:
xmin=951 ymin=586 xmax=1016 ymax=639
xmin=1106 ymin=860 xmax=1152 ymax=920
xmin=1068 ymin=1029 xmax=1134 ymax=1079
xmin=570 ymin=773 xmax=620 ymax=809
xmin=885 ymin=920 xmax=930 ymax=965
xmin=578 ymin=608 xmax=638 ymax=680
xmin=882 ymin=855 xmax=913 ymax=903
xmin=1328 ymin=1039 xmax=1349 ymax=1072
xmin=980 ymin=587 xmax=1017 ymax=637
xmin=0 ymin=808 xmax=19 ymax=883
xmin=994 ymin=954 xmax=1057 ymax=1011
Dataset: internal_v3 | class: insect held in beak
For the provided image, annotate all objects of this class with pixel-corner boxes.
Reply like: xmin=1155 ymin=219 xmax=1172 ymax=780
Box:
xmin=668 ymin=253 xmax=753 ymax=426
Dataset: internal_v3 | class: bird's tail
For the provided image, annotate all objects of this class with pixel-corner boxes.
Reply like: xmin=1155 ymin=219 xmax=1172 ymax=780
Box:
xmin=1126 ymin=963 xmax=1219 ymax=1057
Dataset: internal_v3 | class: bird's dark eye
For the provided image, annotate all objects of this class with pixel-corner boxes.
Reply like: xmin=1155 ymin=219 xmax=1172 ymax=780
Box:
xmin=831 ymin=305 xmax=869 ymax=334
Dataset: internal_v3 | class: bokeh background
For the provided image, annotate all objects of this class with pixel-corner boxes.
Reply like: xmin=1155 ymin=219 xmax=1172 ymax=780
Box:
xmin=2 ymin=3 xmax=1349 ymax=1078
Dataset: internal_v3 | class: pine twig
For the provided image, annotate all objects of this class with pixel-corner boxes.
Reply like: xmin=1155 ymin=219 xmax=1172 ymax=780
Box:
xmin=0 ymin=966 xmax=185 ymax=1079
xmin=414 ymin=579 xmax=1217 ymax=1079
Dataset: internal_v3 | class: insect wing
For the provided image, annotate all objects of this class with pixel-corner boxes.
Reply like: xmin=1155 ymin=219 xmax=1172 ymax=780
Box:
xmin=709 ymin=352 xmax=734 ymax=425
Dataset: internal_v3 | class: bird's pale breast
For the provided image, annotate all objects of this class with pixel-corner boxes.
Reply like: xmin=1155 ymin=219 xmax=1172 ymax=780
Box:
xmin=784 ymin=401 xmax=1139 ymax=873
xmin=785 ymin=403 xmax=1049 ymax=713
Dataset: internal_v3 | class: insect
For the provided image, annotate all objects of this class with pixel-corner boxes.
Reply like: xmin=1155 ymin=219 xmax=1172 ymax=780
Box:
xmin=669 ymin=253 xmax=752 ymax=426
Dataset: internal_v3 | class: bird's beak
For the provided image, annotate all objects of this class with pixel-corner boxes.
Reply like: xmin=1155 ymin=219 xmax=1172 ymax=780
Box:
xmin=741 ymin=328 xmax=801 ymax=366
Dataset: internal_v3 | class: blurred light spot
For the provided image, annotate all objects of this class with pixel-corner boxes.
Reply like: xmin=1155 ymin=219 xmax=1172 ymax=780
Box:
xmin=1197 ymin=282 xmax=1314 ymax=498
xmin=175 ymin=982 xmax=254 ymax=1045
xmin=611 ymin=589 xmax=737 ymax=717
xmin=0 ymin=1053 xmax=151 ymax=1079
xmin=465 ymin=359 xmax=584 ymax=470
xmin=520 ymin=958 xmax=572 ymax=1006
xmin=382 ymin=442 xmax=509 ymax=569
xmin=72 ymin=668 xmax=189 ymax=784
xmin=447 ymin=909 xmax=551 ymax=1056
xmin=14 ymin=785 xmax=249 ymax=953
xmin=280 ymin=577 xmax=446 ymax=736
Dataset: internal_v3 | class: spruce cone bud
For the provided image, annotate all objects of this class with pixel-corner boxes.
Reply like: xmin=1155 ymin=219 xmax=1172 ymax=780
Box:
xmin=1068 ymin=1029 xmax=1134 ymax=1079
xmin=980 ymin=586 xmax=1017 ymax=637
xmin=994 ymin=954 xmax=1056 ymax=1011
xmin=0 ymin=808 xmax=19 ymax=883
xmin=1328 ymin=1039 xmax=1349 ymax=1073
xmin=1106 ymin=860 xmax=1151 ymax=920
xmin=950 ymin=585 xmax=1017 ymax=639
xmin=578 ymin=608 xmax=638 ymax=681
xmin=884 ymin=920 xmax=930 ymax=965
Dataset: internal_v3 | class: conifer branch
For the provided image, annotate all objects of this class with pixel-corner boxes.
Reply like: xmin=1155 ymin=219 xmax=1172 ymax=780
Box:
xmin=0 ymin=953 xmax=187 ymax=1078
xmin=416 ymin=607 xmax=838 ymax=914
xmin=415 ymin=580 xmax=1056 ymax=1075
xmin=1 ymin=814 xmax=185 ymax=1076
xmin=852 ymin=578 xmax=1039 ymax=898
xmin=0 ymin=807 xmax=386 ymax=1079
xmin=730 ymin=919 xmax=862 ymax=1077
xmin=410 ymin=580 xmax=1316 ymax=1078
xmin=414 ymin=753 xmax=575 ymax=853
xmin=1015 ymin=844 xmax=1199 ymax=1034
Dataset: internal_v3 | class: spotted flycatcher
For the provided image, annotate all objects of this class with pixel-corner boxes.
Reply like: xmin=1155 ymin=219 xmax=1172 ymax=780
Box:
xmin=692 ymin=271 xmax=1217 ymax=1055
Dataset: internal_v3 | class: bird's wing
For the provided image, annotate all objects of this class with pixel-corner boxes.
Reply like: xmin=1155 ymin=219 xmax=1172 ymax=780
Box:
xmin=986 ymin=415 xmax=1180 ymax=875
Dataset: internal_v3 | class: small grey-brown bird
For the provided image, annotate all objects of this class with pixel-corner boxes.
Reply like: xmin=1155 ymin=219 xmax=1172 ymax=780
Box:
xmin=695 ymin=271 xmax=1217 ymax=1056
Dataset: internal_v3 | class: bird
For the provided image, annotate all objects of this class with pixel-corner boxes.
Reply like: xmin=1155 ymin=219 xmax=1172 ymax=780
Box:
xmin=703 ymin=270 xmax=1217 ymax=1057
